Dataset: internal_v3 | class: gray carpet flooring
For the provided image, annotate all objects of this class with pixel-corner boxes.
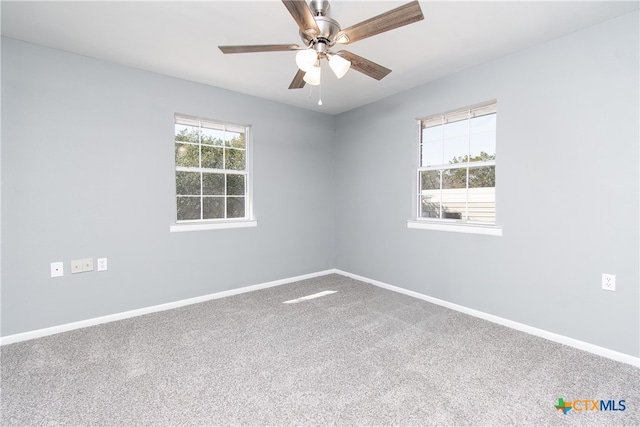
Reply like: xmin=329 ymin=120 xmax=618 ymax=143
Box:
xmin=1 ymin=274 xmax=639 ymax=426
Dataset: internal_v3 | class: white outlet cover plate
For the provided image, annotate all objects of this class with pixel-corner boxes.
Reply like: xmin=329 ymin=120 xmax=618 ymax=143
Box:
xmin=50 ymin=262 xmax=64 ymax=278
xmin=97 ymin=258 xmax=108 ymax=271
xmin=602 ymin=273 xmax=616 ymax=291
xmin=82 ymin=258 xmax=94 ymax=272
xmin=70 ymin=259 xmax=83 ymax=274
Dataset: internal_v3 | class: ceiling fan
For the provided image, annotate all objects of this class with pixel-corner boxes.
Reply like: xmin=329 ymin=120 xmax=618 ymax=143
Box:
xmin=218 ymin=0 xmax=424 ymax=90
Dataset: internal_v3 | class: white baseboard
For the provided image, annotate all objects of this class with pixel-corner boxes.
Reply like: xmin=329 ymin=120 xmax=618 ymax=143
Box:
xmin=0 ymin=269 xmax=338 ymax=346
xmin=335 ymin=269 xmax=640 ymax=368
xmin=3 ymin=267 xmax=638 ymax=368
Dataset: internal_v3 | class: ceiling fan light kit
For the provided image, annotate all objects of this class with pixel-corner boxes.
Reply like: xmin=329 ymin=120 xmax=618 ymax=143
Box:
xmin=303 ymin=63 xmax=321 ymax=86
xmin=219 ymin=0 xmax=424 ymax=103
xmin=327 ymin=53 xmax=350 ymax=79
xmin=295 ymin=49 xmax=318 ymax=72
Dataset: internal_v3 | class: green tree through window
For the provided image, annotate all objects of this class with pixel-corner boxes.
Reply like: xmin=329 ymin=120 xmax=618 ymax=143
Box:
xmin=418 ymin=101 xmax=497 ymax=223
xmin=174 ymin=116 xmax=249 ymax=222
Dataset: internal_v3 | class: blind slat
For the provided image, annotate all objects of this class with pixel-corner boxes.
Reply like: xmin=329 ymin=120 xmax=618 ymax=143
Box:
xmin=175 ymin=115 xmax=246 ymax=134
xmin=420 ymin=100 xmax=497 ymax=129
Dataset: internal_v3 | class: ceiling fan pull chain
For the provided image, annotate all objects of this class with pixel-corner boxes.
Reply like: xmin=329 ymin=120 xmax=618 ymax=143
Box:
xmin=318 ymin=82 xmax=323 ymax=106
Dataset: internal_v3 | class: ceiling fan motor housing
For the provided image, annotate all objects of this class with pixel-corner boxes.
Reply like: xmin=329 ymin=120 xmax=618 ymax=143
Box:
xmin=300 ymin=15 xmax=340 ymax=48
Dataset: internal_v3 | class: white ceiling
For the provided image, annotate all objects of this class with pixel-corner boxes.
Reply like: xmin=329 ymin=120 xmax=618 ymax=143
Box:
xmin=2 ymin=1 xmax=638 ymax=115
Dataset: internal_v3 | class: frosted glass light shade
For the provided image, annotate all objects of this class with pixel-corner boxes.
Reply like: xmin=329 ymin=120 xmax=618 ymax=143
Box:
xmin=328 ymin=54 xmax=351 ymax=79
xmin=303 ymin=65 xmax=321 ymax=86
xmin=296 ymin=49 xmax=318 ymax=72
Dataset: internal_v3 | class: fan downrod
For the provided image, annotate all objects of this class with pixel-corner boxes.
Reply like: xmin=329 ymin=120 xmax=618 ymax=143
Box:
xmin=310 ymin=0 xmax=330 ymax=16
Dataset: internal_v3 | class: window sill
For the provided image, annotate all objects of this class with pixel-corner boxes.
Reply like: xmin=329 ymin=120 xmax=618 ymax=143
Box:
xmin=170 ymin=220 xmax=257 ymax=233
xmin=407 ymin=220 xmax=502 ymax=236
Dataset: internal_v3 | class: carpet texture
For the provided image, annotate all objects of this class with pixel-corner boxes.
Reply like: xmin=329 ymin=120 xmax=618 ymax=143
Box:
xmin=1 ymin=274 xmax=639 ymax=426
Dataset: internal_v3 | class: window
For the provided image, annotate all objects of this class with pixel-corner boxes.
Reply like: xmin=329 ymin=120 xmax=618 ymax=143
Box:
xmin=412 ymin=100 xmax=499 ymax=234
xmin=173 ymin=115 xmax=252 ymax=226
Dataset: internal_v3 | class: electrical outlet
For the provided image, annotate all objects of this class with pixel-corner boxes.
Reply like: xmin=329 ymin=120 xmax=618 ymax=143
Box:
xmin=70 ymin=259 xmax=83 ymax=274
xmin=602 ymin=273 xmax=616 ymax=291
xmin=97 ymin=258 xmax=108 ymax=271
xmin=82 ymin=258 xmax=94 ymax=272
xmin=50 ymin=262 xmax=64 ymax=278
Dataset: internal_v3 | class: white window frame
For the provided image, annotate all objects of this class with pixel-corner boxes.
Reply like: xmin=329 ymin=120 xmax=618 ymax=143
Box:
xmin=408 ymin=100 xmax=502 ymax=236
xmin=170 ymin=114 xmax=256 ymax=232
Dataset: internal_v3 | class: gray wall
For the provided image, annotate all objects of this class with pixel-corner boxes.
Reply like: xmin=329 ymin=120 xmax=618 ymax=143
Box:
xmin=2 ymin=10 xmax=639 ymax=359
xmin=1 ymin=37 xmax=336 ymax=336
xmin=335 ymin=11 xmax=639 ymax=357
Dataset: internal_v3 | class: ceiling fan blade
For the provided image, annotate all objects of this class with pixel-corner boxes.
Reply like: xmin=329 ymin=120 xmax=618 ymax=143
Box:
xmin=282 ymin=0 xmax=321 ymax=37
xmin=335 ymin=1 xmax=424 ymax=45
xmin=219 ymin=44 xmax=300 ymax=54
xmin=288 ymin=69 xmax=307 ymax=89
xmin=337 ymin=51 xmax=391 ymax=81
